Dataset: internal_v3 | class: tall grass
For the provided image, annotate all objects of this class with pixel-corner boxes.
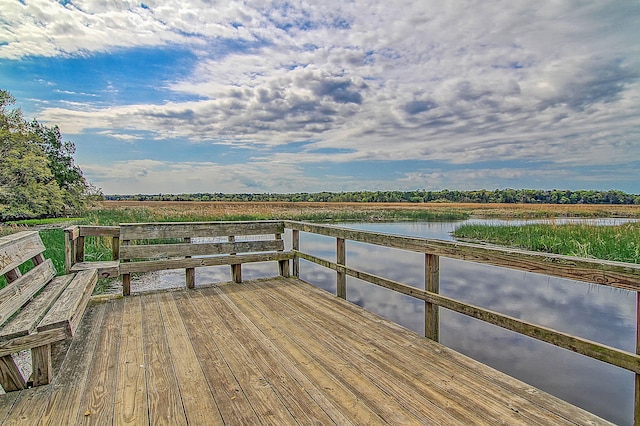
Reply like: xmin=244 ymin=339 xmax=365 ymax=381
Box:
xmin=453 ymin=222 xmax=640 ymax=263
xmin=83 ymin=206 xmax=469 ymax=224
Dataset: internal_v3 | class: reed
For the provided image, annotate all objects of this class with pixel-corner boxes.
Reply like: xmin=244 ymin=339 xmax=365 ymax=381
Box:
xmin=453 ymin=222 xmax=640 ymax=263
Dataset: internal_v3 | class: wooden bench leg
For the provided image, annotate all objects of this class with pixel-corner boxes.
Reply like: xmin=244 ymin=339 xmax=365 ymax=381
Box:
xmin=231 ymin=264 xmax=242 ymax=283
xmin=31 ymin=344 xmax=52 ymax=386
xmin=0 ymin=355 xmax=27 ymax=391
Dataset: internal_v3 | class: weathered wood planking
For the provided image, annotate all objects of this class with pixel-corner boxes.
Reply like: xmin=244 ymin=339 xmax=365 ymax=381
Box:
xmin=0 ymin=260 xmax=56 ymax=326
xmin=119 ymin=239 xmax=284 ymax=260
xmin=0 ymin=278 xmax=611 ymax=425
xmin=285 ymin=220 xmax=640 ymax=291
xmin=0 ymin=231 xmax=45 ymax=277
xmin=38 ymin=269 xmax=98 ymax=336
xmin=296 ymin=250 xmax=640 ymax=374
xmin=119 ymin=221 xmax=285 ymax=240
xmin=0 ymin=274 xmax=74 ymax=342
xmin=119 ymin=251 xmax=294 ymax=275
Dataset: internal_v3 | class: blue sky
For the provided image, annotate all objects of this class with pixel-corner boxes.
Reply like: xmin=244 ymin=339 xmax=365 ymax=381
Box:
xmin=1 ymin=1 xmax=639 ymax=195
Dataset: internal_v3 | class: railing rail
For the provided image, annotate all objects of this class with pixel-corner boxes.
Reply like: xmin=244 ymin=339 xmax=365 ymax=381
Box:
xmin=283 ymin=220 xmax=640 ymax=423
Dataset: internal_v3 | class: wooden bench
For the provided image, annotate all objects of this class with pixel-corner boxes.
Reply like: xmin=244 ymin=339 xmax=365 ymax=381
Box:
xmin=0 ymin=231 xmax=97 ymax=391
xmin=119 ymin=221 xmax=293 ymax=295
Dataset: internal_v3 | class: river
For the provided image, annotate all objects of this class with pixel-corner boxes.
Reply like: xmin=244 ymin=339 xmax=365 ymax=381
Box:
xmin=131 ymin=218 xmax=637 ymax=424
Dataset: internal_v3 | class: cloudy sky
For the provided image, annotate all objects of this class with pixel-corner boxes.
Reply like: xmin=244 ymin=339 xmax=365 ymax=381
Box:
xmin=1 ymin=1 xmax=639 ymax=195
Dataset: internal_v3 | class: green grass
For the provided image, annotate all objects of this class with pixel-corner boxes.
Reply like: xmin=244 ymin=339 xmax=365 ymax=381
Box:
xmin=6 ymin=217 xmax=81 ymax=226
xmin=82 ymin=207 xmax=469 ymax=225
xmin=453 ymin=222 xmax=640 ymax=264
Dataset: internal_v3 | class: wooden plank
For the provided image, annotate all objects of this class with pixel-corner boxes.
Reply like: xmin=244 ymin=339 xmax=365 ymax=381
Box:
xmin=263 ymin=280 xmax=561 ymax=424
xmin=1 ymin=386 xmax=52 ymax=426
xmin=172 ymin=290 xmax=262 ymax=425
xmin=0 ymin=260 xmax=56 ymax=327
xmin=39 ymin=302 xmax=106 ymax=426
xmin=76 ymin=299 xmax=123 ymax=426
xmin=297 ymin=251 xmax=640 ymax=373
xmin=114 ymin=296 xmax=148 ymax=425
xmin=0 ymin=391 xmax=19 ymax=424
xmin=139 ymin=294 xmax=187 ymax=426
xmin=0 ymin=355 xmax=26 ymax=391
xmin=119 ymin=251 xmax=294 ymax=275
xmin=205 ymin=286 xmax=363 ymax=425
xmin=0 ymin=275 xmax=74 ymax=341
xmin=37 ymin=269 xmax=98 ymax=336
xmin=0 ymin=231 xmax=45 ymax=277
xmin=119 ymin=221 xmax=285 ymax=240
xmin=180 ymin=289 xmax=297 ymax=424
xmin=275 ymin=277 xmax=610 ymax=425
xmin=119 ymin=240 xmax=284 ymax=260
xmin=285 ymin=220 xmax=640 ymax=291
xmin=78 ymin=226 xmax=120 ymax=237
xmin=70 ymin=261 xmax=119 ymax=279
xmin=0 ymin=328 xmax=67 ymax=358
xmin=156 ymin=292 xmax=222 ymax=425
xmin=216 ymin=283 xmax=435 ymax=424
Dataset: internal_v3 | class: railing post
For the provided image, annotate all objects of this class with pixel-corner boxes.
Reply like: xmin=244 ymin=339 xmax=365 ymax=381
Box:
xmin=633 ymin=291 xmax=640 ymax=426
xmin=425 ymin=253 xmax=440 ymax=342
xmin=336 ymin=237 xmax=346 ymax=299
xmin=292 ymin=229 xmax=300 ymax=278
xmin=64 ymin=227 xmax=77 ymax=274
xmin=121 ymin=239 xmax=131 ymax=296
xmin=229 ymin=235 xmax=241 ymax=283
xmin=185 ymin=237 xmax=195 ymax=289
xmin=76 ymin=235 xmax=85 ymax=263
xmin=112 ymin=236 xmax=120 ymax=260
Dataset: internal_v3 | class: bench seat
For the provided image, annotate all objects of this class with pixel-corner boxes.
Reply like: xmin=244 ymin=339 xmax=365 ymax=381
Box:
xmin=70 ymin=260 xmax=119 ymax=278
xmin=0 ymin=231 xmax=97 ymax=391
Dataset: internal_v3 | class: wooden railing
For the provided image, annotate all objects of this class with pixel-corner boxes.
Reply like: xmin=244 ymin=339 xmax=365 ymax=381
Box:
xmin=283 ymin=220 xmax=640 ymax=423
xmin=64 ymin=225 xmax=120 ymax=277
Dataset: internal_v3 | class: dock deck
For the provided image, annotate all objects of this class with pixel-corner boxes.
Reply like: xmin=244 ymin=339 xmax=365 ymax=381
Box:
xmin=0 ymin=277 xmax=610 ymax=425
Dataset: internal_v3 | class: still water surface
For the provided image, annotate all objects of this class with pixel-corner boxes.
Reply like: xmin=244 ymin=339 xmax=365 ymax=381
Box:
xmin=132 ymin=219 xmax=637 ymax=424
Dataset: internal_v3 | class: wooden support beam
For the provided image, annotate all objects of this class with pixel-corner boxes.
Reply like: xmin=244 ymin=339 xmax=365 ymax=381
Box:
xmin=425 ymin=253 xmax=440 ymax=342
xmin=64 ymin=229 xmax=74 ymax=274
xmin=31 ymin=344 xmax=52 ymax=386
xmin=292 ymin=229 xmax=300 ymax=278
xmin=76 ymin=236 xmax=85 ymax=263
xmin=185 ymin=237 xmax=195 ymax=289
xmin=0 ymin=355 xmax=26 ymax=391
xmin=336 ymin=238 xmax=346 ymax=299
xmin=636 ymin=291 xmax=640 ymax=425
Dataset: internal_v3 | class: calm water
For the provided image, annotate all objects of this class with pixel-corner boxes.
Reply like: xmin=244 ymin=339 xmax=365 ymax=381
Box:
xmin=131 ymin=218 xmax=637 ymax=425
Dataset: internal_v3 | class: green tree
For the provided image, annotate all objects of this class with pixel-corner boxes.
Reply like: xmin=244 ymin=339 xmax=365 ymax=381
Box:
xmin=0 ymin=89 xmax=93 ymax=220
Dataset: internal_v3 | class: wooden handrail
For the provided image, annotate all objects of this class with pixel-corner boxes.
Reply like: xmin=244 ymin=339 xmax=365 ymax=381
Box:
xmin=283 ymin=220 xmax=640 ymax=423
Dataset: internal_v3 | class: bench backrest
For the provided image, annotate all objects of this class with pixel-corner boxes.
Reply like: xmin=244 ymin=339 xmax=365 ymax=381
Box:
xmin=0 ymin=231 xmax=56 ymax=326
xmin=119 ymin=221 xmax=286 ymax=261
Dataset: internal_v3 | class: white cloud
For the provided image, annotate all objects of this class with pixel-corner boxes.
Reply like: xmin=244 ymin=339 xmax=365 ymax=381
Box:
xmin=4 ymin=0 xmax=640 ymax=192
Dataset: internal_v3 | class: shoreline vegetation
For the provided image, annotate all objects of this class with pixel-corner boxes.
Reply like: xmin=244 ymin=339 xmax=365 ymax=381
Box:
xmin=1 ymin=201 xmax=638 ymax=290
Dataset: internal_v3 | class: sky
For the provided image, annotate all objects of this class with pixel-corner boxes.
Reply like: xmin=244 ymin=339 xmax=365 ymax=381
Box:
xmin=1 ymin=0 xmax=639 ymax=195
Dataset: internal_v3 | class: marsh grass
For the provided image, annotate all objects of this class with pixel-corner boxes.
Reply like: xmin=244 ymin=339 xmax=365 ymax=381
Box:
xmin=454 ymin=222 xmax=640 ymax=263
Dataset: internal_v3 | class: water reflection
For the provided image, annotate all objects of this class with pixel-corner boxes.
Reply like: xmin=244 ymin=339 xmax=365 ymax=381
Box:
xmin=131 ymin=220 xmax=636 ymax=424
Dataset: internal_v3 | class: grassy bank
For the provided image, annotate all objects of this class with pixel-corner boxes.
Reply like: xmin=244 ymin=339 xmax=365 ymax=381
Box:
xmin=453 ymin=222 xmax=640 ymax=264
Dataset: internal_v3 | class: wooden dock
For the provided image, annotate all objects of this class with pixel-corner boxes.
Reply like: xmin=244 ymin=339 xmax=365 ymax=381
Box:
xmin=0 ymin=277 xmax=610 ymax=425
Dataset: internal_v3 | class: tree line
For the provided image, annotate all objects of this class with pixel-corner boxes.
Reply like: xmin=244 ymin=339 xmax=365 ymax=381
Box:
xmin=106 ymin=188 xmax=640 ymax=205
xmin=1 ymin=90 xmax=95 ymax=221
